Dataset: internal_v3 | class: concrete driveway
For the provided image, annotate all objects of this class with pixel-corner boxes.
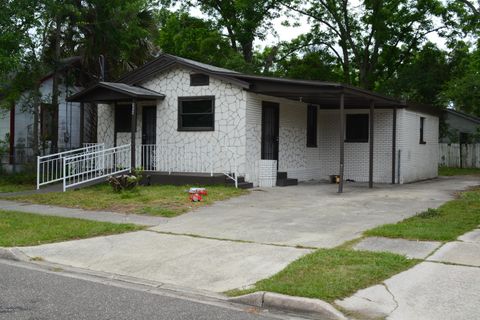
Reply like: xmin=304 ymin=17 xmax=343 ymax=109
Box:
xmin=151 ymin=176 xmax=479 ymax=248
xmin=16 ymin=176 xmax=479 ymax=293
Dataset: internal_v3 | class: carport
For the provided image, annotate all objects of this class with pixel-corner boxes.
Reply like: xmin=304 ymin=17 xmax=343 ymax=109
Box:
xmin=228 ymin=74 xmax=406 ymax=192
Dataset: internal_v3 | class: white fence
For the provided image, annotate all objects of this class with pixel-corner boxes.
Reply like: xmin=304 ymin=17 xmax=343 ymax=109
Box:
xmin=141 ymin=144 xmax=241 ymax=187
xmin=439 ymin=143 xmax=480 ymax=168
xmin=37 ymin=144 xmax=104 ymax=189
xmin=63 ymin=144 xmax=131 ymax=191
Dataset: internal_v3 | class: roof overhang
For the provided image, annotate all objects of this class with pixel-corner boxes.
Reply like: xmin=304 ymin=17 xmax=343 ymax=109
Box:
xmin=66 ymin=82 xmax=165 ymax=103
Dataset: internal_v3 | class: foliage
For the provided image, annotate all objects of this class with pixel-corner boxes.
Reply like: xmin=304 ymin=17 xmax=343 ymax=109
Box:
xmin=438 ymin=166 xmax=480 ymax=176
xmin=228 ymin=248 xmax=417 ymax=302
xmin=8 ymin=183 xmax=248 ymax=217
xmin=281 ymin=0 xmax=445 ymax=89
xmin=377 ymin=42 xmax=451 ymax=105
xmin=0 ymin=209 xmax=141 ymax=247
xmin=365 ymin=187 xmax=480 ymax=241
xmin=107 ymin=174 xmax=140 ymax=192
xmin=155 ymin=10 xmax=249 ymax=71
xmin=441 ymin=43 xmax=480 ymax=116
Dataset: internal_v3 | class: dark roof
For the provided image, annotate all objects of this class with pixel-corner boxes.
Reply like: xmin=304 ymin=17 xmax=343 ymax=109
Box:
xmin=444 ymin=109 xmax=480 ymax=124
xmin=66 ymin=82 xmax=165 ymax=102
xmin=116 ymin=53 xmax=410 ymax=109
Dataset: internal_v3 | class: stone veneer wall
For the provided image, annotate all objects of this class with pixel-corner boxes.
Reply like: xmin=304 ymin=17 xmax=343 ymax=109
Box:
xmin=139 ymin=67 xmax=248 ymax=174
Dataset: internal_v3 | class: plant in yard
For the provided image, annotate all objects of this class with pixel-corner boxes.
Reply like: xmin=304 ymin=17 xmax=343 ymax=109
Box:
xmin=107 ymin=174 xmax=140 ymax=192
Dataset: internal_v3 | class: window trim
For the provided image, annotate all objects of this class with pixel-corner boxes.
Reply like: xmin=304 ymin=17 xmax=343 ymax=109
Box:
xmin=178 ymin=96 xmax=215 ymax=132
xmin=419 ymin=117 xmax=426 ymax=144
xmin=345 ymin=113 xmax=369 ymax=143
xmin=190 ymin=73 xmax=210 ymax=86
xmin=306 ymin=105 xmax=318 ymax=148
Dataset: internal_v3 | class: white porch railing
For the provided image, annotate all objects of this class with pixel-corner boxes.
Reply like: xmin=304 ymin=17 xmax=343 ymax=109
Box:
xmin=140 ymin=144 xmax=241 ymax=187
xmin=63 ymin=144 xmax=131 ymax=191
xmin=36 ymin=143 xmax=104 ymax=189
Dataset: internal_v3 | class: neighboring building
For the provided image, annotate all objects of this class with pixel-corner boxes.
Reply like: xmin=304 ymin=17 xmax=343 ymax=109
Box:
xmin=68 ymin=54 xmax=440 ymax=188
xmin=0 ymin=57 xmax=95 ymax=169
xmin=440 ymin=109 xmax=480 ymax=143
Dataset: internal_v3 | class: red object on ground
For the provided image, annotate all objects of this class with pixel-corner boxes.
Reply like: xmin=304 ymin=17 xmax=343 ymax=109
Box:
xmin=189 ymin=193 xmax=203 ymax=202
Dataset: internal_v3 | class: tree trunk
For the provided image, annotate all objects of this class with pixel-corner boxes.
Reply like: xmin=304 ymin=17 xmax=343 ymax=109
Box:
xmin=51 ymin=17 xmax=61 ymax=153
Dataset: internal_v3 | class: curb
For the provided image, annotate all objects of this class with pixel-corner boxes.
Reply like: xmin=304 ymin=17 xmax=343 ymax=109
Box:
xmin=229 ymin=291 xmax=347 ymax=320
xmin=0 ymin=247 xmax=29 ymax=262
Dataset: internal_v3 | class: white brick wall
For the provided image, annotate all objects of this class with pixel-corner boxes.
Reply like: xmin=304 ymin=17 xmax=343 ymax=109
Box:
xmin=397 ymin=109 xmax=438 ymax=183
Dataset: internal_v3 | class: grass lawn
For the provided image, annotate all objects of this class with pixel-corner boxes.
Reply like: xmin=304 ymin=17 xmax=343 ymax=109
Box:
xmin=365 ymin=187 xmax=480 ymax=241
xmin=0 ymin=172 xmax=35 ymax=193
xmin=8 ymin=184 xmax=248 ymax=217
xmin=0 ymin=210 xmax=141 ymax=247
xmin=438 ymin=166 xmax=480 ymax=176
xmin=228 ymin=249 xmax=417 ymax=302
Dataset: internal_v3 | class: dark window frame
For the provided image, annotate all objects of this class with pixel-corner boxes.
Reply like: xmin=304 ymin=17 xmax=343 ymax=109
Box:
xmin=420 ymin=117 xmax=426 ymax=144
xmin=115 ymin=104 xmax=132 ymax=132
xmin=345 ymin=113 xmax=369 ymax=143
xmin=306 ymin=105 xmax=318 ymax=147
xmin=178 ymin=96 xmax=215 ymax=131
xmin=190 ymin=73 xmax=210 ymax=86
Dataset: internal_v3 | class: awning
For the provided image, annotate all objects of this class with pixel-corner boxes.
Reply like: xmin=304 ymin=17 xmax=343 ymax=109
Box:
xmin=66 ymin=82 xmax=165 ymax=103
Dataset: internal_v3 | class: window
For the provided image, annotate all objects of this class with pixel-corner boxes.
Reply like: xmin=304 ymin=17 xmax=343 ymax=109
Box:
xmin=419 ymin=117 xmax=426 ymax=144
xmin=306 ymin=105 xmax=317 ymax=147
xmin=190 ymin=73 xmax=209 ymax=86
xmin=115 ymin=105 xmax=132 ymax=132
xmin=346 ymin=114 xmax=369 ymax=142
xmin=178 ymin=96 xmax=215 ymax=131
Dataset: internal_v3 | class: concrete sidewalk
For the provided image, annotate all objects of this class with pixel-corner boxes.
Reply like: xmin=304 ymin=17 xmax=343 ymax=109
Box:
xmin=17 ymin=230 xmax=311 ymax=292
xmin=0 ymin=200 xmax=168 ymax=226
xmin=337 ymin=229 xmax=480 ymax=320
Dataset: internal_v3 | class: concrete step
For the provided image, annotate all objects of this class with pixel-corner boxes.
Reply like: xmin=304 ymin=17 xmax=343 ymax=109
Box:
xmin=277 ymin=172 xmax=288 ymax=179
xmin=237 ymin=182 xmax=254 ymax=189
xmin=276 ymin=178 xmax=298 ymax=187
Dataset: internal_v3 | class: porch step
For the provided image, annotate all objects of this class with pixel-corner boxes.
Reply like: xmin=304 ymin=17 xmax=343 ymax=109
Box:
xmin=277 ymin=172 xmax=288 ymax=179
xmin=276 ymin=178 xmax=298 ymax=187
xmin=276 ymin=171 xmax=298 ymax=187
xmin=237 ymin=182 xmax=254 ymax=189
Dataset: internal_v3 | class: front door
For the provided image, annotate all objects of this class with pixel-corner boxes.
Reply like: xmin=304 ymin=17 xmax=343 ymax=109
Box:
xmin=261 ymin=101 xmax=279 ymax=161
xmin=142 ymin=106 xmax=156 ymax=170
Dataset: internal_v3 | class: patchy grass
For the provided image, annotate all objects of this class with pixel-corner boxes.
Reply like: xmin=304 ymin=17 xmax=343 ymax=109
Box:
xmin=365 ymin=187 xmax=480 ymax=241
xmin=0 ymin=171 xmax=35 ymax=193
xmin=228 ymin=249 xmax=417 ymax=302
xmin=0 ymin=210 xmax=141 ymax=247
xmin=438 ymin=166 xmax=480 ymax=176
xmin=8 ymin=184 xmax=248 ymax=217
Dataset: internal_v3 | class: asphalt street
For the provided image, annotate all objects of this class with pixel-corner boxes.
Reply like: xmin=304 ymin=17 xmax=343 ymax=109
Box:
xmin=0 ymin=260 xmax=298 ymax=320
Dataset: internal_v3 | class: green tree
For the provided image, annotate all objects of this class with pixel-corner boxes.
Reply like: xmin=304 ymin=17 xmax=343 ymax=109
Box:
xmin=169 ymin=0 xmax=287 ymax=64
xmin=441 ymin=42 xmax=480 ymax=116
xmin=155 ymin=10 xmax=245 ymax=68
xmin=377 ymin=43 xmax=451 ymax=104
xmin=282 ymin=0 xmax=445 ymax=89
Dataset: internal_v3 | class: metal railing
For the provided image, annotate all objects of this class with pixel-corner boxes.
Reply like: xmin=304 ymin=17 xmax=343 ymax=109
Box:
xmin=144 ymin=144 xmax=240 ymax=187
xmin=36 ymin=143 xmax=104 ymax=189
xmin=141 ymin=144 xmax=157 ymax=171
xmin=63 ymin=144 xmax=131 ymax=191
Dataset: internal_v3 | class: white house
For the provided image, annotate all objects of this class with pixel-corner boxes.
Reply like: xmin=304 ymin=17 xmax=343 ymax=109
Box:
xmin=67 ymin=54 xmax=439 ymax=190
xmin=0 ymin=57 xmax=91 ymax=169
